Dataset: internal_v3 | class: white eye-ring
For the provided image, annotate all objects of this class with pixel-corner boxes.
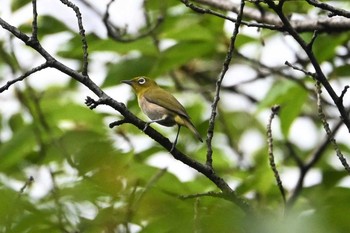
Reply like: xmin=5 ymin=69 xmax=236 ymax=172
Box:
xmin=138 ymin=77 xmax=146 ymax=85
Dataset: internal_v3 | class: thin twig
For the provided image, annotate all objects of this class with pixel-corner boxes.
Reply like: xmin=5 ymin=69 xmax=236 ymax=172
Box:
xmin=338 ymin=85 xmax=349 ymax=105
xmin=194 ymin=198 xmax=201 ymax=233
xmin=284 ymin=61 xmax=316 ymax=78
xmin=307 ymin=30 xmax=319 ymax=49
xmin=285 ymin=141 xmax=304 ymax=168
xmin=31 ymin=0 xmax=38 ymax=40
xmin=60 ymin=0 xmax=89 ymax=76
xmin=124 ymin=169 xmax=167 ymax=231
xmin=181 ymin=72 xmax=246 ymax=161
xmin=49 ymin=168 xmax=70 ymax=232
xmin=203 ymin=0 xmax=245 ymax=168
xmin=0 ymin=62 xmax=50 ymax=93
xmin=315 ymin=82 xmax=350 ymax=175
xmin=287 ymin=111 xmax=346 ymax=206
xmin=143 ymin=0 xmax=161 ymax=51
xmin=267 ymin=105 xmax=286 ymax=205
xmin=109 ymin=119 xmax=131 ymax=128
xmin=19 ymin=176 xmax=34 ymax=194
xmin=179 ymin=191 xmax=226 ymax=200
xmin=103 ymin=0 xmax=163 ymax=43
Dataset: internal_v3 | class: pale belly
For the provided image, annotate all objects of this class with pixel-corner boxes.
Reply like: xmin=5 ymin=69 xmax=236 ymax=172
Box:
xmin=139 ymin=96 xmax=176 ymax=127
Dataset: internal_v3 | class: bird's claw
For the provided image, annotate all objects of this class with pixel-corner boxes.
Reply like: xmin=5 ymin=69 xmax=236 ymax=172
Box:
xmin=170 ymin=144 xmax=176 ymax=153
xmin=143 ymin=122 xmax=150 ymax=132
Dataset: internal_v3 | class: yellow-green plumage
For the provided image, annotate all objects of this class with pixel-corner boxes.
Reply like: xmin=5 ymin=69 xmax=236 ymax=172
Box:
xmin=122 ymin=77 xmax=203 ymax=147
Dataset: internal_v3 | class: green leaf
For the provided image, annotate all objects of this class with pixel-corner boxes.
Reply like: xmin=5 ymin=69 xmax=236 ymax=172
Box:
xmin=198 ymin=198 xmax=245 ymax=233
xmin=8 ymin=113 xmax=25 ymax=133
xmin=38 ymin=86 xmax=106 ymax=133
xmin=0 ymin=125 xmax=36 ymax=171
xmin=18 ymin=15 xmax=72 ymax=39
xmin=258 ymin=81 xmax=308 ymax=137
xmin=132 ymin=165 xmax=187 ymax=193
xmin=74 ymin=138 xmax=122 ymax=175
xmin=145 ymin=0 xmax=179 ymax=10
xmin=236 ymin=148 xmax=276 ymax=197
xmin=57 ymin=130 xmax=109 ymax=162
xmin=322 ymin=169 xmax=347 ymax=188
xmin=137 ymin=189 xmax=194 ymax=233
xmin=161 ymin=15 xmax=215 ymax=41
xmin=163 ymin=23 xmax=214 ymax=41
xmin=282 ymin=0 xmax=313 ymax=14
xmin=0 ymin=41 xmax=20 ymax=70
xmin=0 ymin=187 xmax=18 ymax=223
xmin=58 ymin=35 xmax=158 ymax=59
xmin=329 ymin=64 xmax=350 ymax=79
xmin=313 ymin=34 xmax=349 ymax=63
xmin=103 ymin=55 xmax=156 ymax=87
xmin=303 ymin=186 xmax=350 ymax=233
xmin=149 ymin=41 xmax=215 ymax=76
xmin=234 ymin=34 xmax=258 ymax=48
xmin=219 ymin=111 xmax=265 ymax=138
xmin=11 ymin=0 xmax=30 ymax=11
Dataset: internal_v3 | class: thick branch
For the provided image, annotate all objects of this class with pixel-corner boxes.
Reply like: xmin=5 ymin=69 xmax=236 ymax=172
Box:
xmin=306 ymin=0 xmax=350 ymax=18
xmin=194 ymin=0 xmax=350 ymax=33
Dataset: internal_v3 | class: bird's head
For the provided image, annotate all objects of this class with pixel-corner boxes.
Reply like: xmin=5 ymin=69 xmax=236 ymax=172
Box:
xmin=122 ymin=76 xmax=158 ymax=94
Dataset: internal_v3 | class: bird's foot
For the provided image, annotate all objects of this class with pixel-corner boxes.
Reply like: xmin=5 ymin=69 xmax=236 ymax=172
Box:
xmin=170 ymin=143 xmax=176 ymax=153
xmin=143 ymin=122 xmax=151 ymax=132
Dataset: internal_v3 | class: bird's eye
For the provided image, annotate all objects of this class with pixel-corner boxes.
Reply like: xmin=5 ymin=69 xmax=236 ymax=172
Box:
xmin=138 ymin=77 xmax=146 ymax=85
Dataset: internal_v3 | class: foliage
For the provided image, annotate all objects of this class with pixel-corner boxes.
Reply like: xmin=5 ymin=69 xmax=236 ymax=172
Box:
xmin=1 ymin=0 xmax=350 ymax=232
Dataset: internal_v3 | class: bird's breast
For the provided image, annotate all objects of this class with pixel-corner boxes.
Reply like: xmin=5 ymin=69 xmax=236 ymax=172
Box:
xmin=139 ymin=95 xmax=174 ymax=123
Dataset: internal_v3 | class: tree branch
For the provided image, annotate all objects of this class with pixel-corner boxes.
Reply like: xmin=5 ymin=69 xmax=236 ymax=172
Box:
xmin=181 ymin=0 xmax=282 ymax=31
xmin=284 ymin=61 xmax=316 ymax=78
xmin=60 ymin=0 xmax=89 ymax=76
xmin=306 ymin=0 xmax=350 ymax=18
xmin=265 ymin=0 xmax=350 ymax=134
xmin=0 ymin=2 xmax=250 ymax=212
xmin=193 ymin=0 xmax=350 ymax=33
xmin=267 ymin=105 xmax=286 ymax=205
xmin=179 ymin=191 xmax=231 ymax=200
xmin=182 ymin=0 xmax=245 ymax=168
xmin=19 ymin=176 xmax=34 ymax=194
xmin=31 ymin=0 xmax=38 ymax=40
xmin=315 ymin=82 xmax=350 ymax=175
xmin=103 ymin=0 xmax=164 ymax=43
xmin=287 ymin=105 xmax=350 ymax=206
xmin=0 ymin=62 xmax=50 ymax=93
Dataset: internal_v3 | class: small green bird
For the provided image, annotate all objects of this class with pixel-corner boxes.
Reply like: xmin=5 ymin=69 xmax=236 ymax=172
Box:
xmin=122 ymin=76 xmax=203 ymax=151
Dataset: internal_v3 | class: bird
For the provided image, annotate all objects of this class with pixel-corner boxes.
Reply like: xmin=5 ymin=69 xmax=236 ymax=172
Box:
xmin=122 ymin=76 xmax=203 ymax=151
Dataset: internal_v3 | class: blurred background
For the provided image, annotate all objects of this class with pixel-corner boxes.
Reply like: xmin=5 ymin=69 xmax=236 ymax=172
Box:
xmin=1 ymin=0 xmax=350 ymax=232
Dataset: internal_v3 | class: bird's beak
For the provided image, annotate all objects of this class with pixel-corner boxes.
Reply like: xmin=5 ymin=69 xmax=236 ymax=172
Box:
xmin=121 ymin=80 xmax=132 ymax=85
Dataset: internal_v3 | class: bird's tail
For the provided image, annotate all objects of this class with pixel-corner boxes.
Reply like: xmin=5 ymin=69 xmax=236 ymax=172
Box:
xmin=184 ymin=119 xmax=203 ymax=143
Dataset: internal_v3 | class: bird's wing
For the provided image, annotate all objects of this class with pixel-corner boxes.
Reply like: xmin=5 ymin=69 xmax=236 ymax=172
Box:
xmin=143 ymin=87 xmax=190 ymax=119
